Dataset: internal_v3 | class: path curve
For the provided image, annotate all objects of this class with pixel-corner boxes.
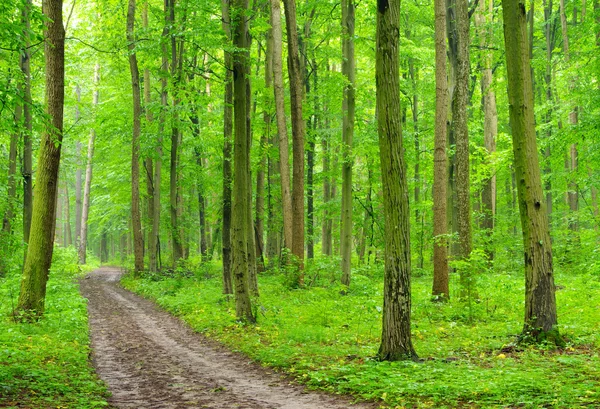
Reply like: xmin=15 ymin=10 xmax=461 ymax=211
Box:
xmin=80 ymin=267 xmax=377 ymax=409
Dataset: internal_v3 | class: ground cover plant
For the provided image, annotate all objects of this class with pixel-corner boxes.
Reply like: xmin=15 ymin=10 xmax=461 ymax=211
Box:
xmin=0 ymin=247 xmax=110 ymax=409
xmin=122 ymin=259 xmax=600 ymax=409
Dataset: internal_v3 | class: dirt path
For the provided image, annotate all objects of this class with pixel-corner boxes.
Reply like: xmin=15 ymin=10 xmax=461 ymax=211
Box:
xmin=80 ymin=267 xmax=378 ymax=409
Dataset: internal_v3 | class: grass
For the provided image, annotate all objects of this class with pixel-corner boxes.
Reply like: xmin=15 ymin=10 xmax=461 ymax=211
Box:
xmin=0 ymin=247 xmax=110 ymax=409
xmin=122 ymin=257 xmax=600 ymax=408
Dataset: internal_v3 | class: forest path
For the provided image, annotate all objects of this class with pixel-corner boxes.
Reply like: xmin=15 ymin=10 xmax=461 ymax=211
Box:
xmin=80 ymin=267 xmax=377 ymax=409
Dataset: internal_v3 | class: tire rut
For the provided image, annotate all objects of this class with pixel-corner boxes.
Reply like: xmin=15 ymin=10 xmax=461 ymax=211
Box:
xmin=80 ymin=267 xmax=377 ymax=409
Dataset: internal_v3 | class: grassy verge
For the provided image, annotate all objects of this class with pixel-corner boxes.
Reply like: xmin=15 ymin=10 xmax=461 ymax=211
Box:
xmin=0 ymin=247 xmax=110 ymax=409
xmin=122 ymin=259 xmax=600 ymax=408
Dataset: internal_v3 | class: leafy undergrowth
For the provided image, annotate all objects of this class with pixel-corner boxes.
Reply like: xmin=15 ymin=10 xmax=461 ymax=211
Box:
xmin=0 ymin=247 xmax=110 ymax=409
xmin=122 ymin=259 xmax=600 ymax=409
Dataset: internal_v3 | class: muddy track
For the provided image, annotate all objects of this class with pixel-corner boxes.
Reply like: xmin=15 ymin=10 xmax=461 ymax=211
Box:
xmin=80 ymin=267 xmax=378 ymax=409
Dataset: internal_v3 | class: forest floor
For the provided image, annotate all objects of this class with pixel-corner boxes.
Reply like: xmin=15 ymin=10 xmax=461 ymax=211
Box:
xmin=80 ymin=266 xmax=377 ymax=409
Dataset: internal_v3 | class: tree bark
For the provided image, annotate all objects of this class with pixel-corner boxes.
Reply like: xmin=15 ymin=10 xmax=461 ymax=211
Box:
xmin=78 ymin=64 xmax=100 ymax=265
xmin=75 ymin=85 xmax=82 ymax=246
xmin=282 ymin=0 xmax=305 ymax=275
xmin=222 ymin=0 xmax=234 ymax=294
xmin=340 ymin=0 xmax=355 ymax=287
xmin=502 ymin=0 xmax=559 ymax=341
xmin=3 ymin=95 xmax=20 ymax=234
xmin=22 ymin=0 xmax=33 ymax=245
xmin=270 ymin=0 xmax=293 ymax=257
xmin=433 ymin=0 xmax=450 ymax=300
xmin=231 ymin=0 xmax=255 ymax=322
xmin=453 ymin=0 xmax=473 ymax=294
xmin=17 ymin=0 xmax=65 ymax=318
xmin=127 ymin=0 xmax=145 ymax=275
xmin=376 ymin=0 xmax=417 ymax=361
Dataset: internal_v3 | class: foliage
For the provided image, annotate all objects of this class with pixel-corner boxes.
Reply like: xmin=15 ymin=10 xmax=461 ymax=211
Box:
xmin=122 ymin=264 xmax=600 ymax=408
xmin=0 ymin=247 xmax=110 ymax=408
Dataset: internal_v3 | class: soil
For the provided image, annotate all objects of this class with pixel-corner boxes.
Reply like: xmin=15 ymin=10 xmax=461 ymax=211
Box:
xmin=80 ymin=267 xmax=379 ymax=409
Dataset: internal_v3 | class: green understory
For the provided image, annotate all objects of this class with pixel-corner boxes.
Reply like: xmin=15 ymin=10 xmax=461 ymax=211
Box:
xmin=122 ymin=258 xmax=600 ymax=409
xmin=0 ymin=247 xmax=110 ymax=409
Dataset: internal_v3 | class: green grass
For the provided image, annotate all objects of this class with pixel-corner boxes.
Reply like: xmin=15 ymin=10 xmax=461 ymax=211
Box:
xmin=0 ymin=247 xmax=110 ymax=409
xmin=122 ymin=258 xmax=600 ymax=408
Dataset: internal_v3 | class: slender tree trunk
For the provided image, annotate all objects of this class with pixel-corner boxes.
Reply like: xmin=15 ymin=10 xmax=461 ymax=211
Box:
xmin=222 ymin=0 xmax=234 ymax=294
xmin=306 ymin=50 xmax=318 ymax=260
xmin=246 ymin=38 xmax=258 ymax=295
xmin=127 ymin=0 xmax=145 ymax=275
xmin=477 ymin=0 xmax=498 ymax=259
xmin=64 ymin=181 xmax=72 ymax=246
xmin=282 ymin=0 xmax=305 ymax=275
xmin=502 ymin=0 xmax=559 ymax=342
xmin=78 ymin=64 xmax=100 ymax=265
xmin=75 ymin=85 xmax=82 ymax=246
xmin=543 ymin=0 xmax=555 ymax=222
xmin=3 ymin=97 xmax=20 ymax=234
xmin=231 ymin=0 xmax=255 ymax=322
xmin=17 ymin=0 xmax=65 ymax=318
xmin=143 ymin=2 xmax=156 ymax=264
xmin=433 ymin=0 xmax=449 ymax=300
xmin=340 ymin=0 xmax=355 ymax=287
xmin=376 ymin=0 xmax=417 ymax=361
xmin=22 ymin=0 xmax=33 ymax=245
xmin=453 ymin=0 xmax=473 ymax=294
xmin=270 ymin=0 xmax=293 ymax=256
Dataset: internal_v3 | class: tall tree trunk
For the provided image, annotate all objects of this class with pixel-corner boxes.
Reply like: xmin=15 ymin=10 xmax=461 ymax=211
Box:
xmin=3 ymin=96 xmax=20 ymax=234
xmin=477 ymin=0 xmax=498 ymax=259
xmin=127 ymin=0 xmax=145 ymax=275
xmin=231 ymin=0 xmax=255 ymax=322
xmin=453 ymin=0 xmax=473 ymax=294
xmin=222 ymin=0 xmax=234 ymax=294
xmin=246 ymin=35 xmax=258 ymax=295
xmin=282 ymin=0 xmax=305 ymax=275
xmin=78 ymin=64 xmax=100 ymax=265
xmin=270 ymin=0 xmax=293 ymax=256
xmin=340 ymin=0 xmax=355 ymax=287
xmin=502 ymin=0 xmax=559 ymax=342
xmin=143 ymin=1 xmax=156 ymax=264
xmin=376 ymin=0 xmax=417 ymax=361
xmin=17 ymin=0 xmax=65 ymax=318
xmin=168 ymin=0 xmax=183 ymax=265
xmin=64 ymin=181 xmax=72 ymax=246
xmin=22 ymin=0 xmax=33 ymax=245
xmin=433 ymin=0 xmax=449 ymax=300
xmin=75 ymin=85 xmax=82 ymax=246
xmin=543 ymin=0 xmax=556 ymax=223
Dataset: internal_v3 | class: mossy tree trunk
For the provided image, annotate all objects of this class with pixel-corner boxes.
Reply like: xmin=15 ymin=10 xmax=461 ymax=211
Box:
xmin=127 ymin=0 xmax=145 ymax=275
xmin=231 ymin=0 xmax=255 ymax=323
xmin=501 ymin=0 xmax=559 ymax=342
xmin=17 ymin=0 xmax=65 ymax=318
xmin=376 ymin=0 xmax=417 ymax=361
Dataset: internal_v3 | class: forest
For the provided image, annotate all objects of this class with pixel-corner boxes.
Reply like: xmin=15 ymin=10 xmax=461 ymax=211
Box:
xmin=0 ymin=0 xmax=599 ymax=407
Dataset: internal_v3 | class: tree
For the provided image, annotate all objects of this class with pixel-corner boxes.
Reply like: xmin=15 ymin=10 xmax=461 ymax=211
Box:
xmin=270 ymin=0 xmax=293 ymax=257
xmin=17 ymin=0 xmax=65 ymax=318
xmin=282 ymin=0 xmax=305 ymax=274
xmin=501 ymin=0 xmax=559 ymax=342
xmin=376 ymin=0 xmax=417 ymax=361
xmin=78 ymin=64 xmax=99 ymax=265
xmin=127 ymin=0 xmax=145 ymax=275
xmin=432 ymin=0 xmax=449 ymax=300
xmin=340 ymin=0 xmax=355 ymax=287
xmin=231 ymin=0 xmax=255 ymax=322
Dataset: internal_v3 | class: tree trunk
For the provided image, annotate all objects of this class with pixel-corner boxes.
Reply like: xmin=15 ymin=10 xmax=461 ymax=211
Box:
xmin=543 ymin=0 xmax=555 ymax=223
xmin=376 ymin=0 xmax=418 ymax=361
xmin=22 ymin=0 xmax=33 ymax=245
xmin=270 ymin=0 xmax=293 ymax=257
xmin=75 ymin=85 xmax=82 ymax=246
xmin=282 ymin=0 xmax=305 ymax=275
xmin=64 ymin=181 xmax=72 ymax=246
xmin=231 ymin=0 xmax=255 ymax=322
xmin=143 ymin=2 xmax=156 ymax=263
xmin=433 ymin=0 xmax=449 ymax=300
xmin=127 ymin=0 xmax=145 ymax=275
xmin=453 ymin=0 xmax=473 ymax=294
xmin=477 ymin=0 xmax=498 ymax=259
xmin=222 ymin=0 xmax=234 ymax=294
xmin=502 ymin=0 xmax=559 ymax=342
xmin=78 ymin=64 xmax=100 ymax=265
xmin=340 ymin=0 xmax=355 ymax=287
xmin=3 ymin=96 xmax=20 ymax=234
xmin=17 ymin=0 xmax=65 ymax=318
